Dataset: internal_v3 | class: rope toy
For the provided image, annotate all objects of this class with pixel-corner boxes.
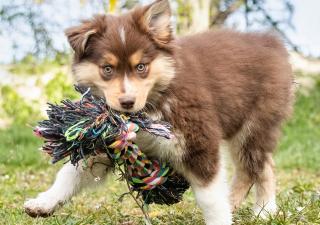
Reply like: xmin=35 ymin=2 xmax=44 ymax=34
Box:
xmin=34 ymin=86 xmax=189 ymax=206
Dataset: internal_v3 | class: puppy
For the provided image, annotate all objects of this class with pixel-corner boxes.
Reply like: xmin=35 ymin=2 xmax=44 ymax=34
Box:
xmin=24 ymin=0 xmax=293 ymax=224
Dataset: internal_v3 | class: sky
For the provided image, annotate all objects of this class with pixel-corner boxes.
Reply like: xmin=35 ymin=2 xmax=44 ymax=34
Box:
xmin=0 ymin=0 xmax=319 ymax=64
xmin=286 ymin=0 xmax=320 ymax=56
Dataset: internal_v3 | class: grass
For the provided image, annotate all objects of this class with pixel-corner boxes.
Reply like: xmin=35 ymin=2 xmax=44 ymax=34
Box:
xmin=0 ymin=82 xmax=320 ymax=224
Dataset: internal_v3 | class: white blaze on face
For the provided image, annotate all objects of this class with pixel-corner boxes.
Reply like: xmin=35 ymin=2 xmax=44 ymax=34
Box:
xmin=123 ymin=74 xmax=134 ymax=94
xmin=119 ymin=26 xmax=126 ymax=45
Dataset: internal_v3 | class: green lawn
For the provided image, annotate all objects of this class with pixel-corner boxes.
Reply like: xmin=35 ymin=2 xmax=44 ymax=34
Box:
xmin=0 ymin=82 xmax=319 ymax=225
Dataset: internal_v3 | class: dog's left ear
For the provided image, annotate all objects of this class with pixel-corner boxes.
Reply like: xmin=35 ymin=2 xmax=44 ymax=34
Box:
xmin=136 ymin=0 xmax=172 ymax=45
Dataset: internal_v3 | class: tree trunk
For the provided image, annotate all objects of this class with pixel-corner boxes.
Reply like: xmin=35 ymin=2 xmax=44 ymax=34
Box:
xmin=188 ymin=0 xmax=211 ymax=34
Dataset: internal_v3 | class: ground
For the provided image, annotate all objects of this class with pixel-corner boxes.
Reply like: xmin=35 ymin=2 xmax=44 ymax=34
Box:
xmin=0 ymin=82 xmax=319 ymax=225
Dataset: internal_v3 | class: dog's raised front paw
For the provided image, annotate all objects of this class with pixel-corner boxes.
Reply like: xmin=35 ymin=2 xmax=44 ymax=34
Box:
xmin=24 ymin=195 xmax=61 ymax=217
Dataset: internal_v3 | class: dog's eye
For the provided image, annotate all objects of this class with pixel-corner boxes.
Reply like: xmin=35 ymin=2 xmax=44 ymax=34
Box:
xmin=136 ymin=63 xmax=147 ymax=73
xmin=102 ymin=65 xmax=113 ymax=79
xmin=104 ymin=65 xmax=113 ymax=74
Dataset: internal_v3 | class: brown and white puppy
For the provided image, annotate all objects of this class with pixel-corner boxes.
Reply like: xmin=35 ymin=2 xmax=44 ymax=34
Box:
xmin=24 ymin=0 xmax=294 ymax=224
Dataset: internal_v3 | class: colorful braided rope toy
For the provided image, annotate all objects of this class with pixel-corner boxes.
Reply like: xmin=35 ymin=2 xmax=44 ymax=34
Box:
xmin=34 ymin=86 xmax=189 ymax=205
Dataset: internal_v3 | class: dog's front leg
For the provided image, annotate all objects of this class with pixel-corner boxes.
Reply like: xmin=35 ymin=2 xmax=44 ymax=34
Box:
xmin=181 ymin=144 xmax=232 ymax=225
xmin=24 ymin=155 xmax=111 ymax=217
xmin=190 ymin=161 xmax=232 ymax=225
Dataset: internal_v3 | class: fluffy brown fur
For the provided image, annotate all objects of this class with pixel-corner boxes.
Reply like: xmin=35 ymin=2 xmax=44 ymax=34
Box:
xmin=65 ymin=0 xmax=293 ymax=211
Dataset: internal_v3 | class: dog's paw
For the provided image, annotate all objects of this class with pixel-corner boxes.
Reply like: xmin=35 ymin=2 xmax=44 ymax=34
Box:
xmin=24 ymin=195 xmax=61 ymax=217
xmin=253 ymin=200 xmax=277 ymax=219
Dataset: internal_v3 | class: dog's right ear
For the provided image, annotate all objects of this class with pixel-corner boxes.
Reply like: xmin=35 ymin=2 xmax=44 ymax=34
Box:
xmin=65 ymin=22 xmax=96 ymax=57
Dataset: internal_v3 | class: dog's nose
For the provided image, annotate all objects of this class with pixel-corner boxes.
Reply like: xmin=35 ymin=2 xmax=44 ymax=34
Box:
xmin=119 ymin=96 xmax=136 ymax=110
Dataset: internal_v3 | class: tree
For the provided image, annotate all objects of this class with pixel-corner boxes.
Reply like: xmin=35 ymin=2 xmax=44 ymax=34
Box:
xmin=0 ymin=0 xmax=297 ymax=63
xmin=0 ymin=0 xmax=55 ymax=60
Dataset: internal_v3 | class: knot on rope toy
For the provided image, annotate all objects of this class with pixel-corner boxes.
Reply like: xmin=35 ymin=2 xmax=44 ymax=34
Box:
xmin=107 ymin=120 xmax=171 ymax=191
xmin=34 ymin=85 xmax=189 ymax=205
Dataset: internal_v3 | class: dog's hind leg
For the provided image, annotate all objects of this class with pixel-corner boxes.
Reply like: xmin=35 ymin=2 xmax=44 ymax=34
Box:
xmin=253 ymin=153 xmax=277 ymax=218
xmin=228 ymin=120 xmax=255 ymax=211
xmin=228 ymin=118 xmax=280 ymax=218
xmin=24 ymin=155 xmax=111 ymax=217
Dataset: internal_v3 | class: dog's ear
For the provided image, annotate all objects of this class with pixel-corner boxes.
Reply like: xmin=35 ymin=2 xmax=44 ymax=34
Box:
xmin=65 ymin=22 xmax=96 ymax=57
xmin=136 ymin=0 xmax=172 ymax=45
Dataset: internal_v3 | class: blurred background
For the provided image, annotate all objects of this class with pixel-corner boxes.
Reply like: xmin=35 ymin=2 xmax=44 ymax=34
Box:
xmin=0 ymin=1 xmax=319 ymax=224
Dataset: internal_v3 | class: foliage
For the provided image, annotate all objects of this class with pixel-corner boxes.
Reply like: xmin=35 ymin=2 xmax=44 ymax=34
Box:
xmin=175 ymin=0 xmax=192 ymax=34
xmin=8 ymin=52 xmax=70 ymax=75
xmin=44 ymin=71 xmax=79 ymax=102
xmin=276 ymin=79 xmax=320 ymax=170
xmin=0 ymin=55 xmax=76 ymax=126
xmin=0 ymin=85 xmax=40 ymax=125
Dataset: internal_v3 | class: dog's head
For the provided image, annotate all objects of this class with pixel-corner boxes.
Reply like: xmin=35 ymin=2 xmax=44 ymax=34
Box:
xmin=65 ymin=0 xmax=175 ymax=112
